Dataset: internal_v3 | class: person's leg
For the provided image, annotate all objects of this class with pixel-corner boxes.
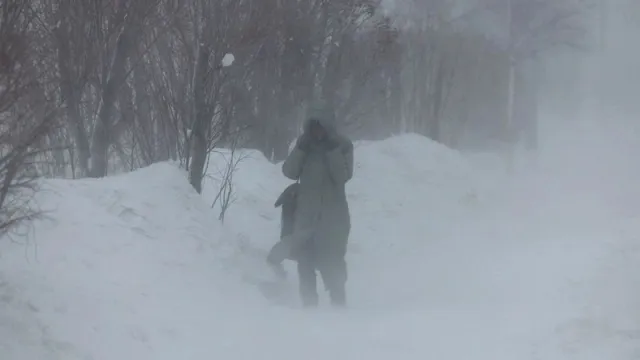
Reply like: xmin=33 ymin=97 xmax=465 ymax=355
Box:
xmin=296 ymin=242 xmax=318 ymax=307
xmin=318 ymin=256 xmax=347 ymax=307
xmin=266 ymin=241 xmax=288 ymax=279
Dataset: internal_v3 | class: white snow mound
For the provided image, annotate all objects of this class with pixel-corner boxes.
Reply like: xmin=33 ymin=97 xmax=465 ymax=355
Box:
xmin=0 ymin=133 xmax=638 ymax=359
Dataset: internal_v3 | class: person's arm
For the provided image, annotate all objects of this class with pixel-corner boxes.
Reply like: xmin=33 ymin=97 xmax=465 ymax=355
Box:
xmin=282 ymin=137 xmax=307 ymax=180
xmin=325 ymin=140 xmax=354 ymax=184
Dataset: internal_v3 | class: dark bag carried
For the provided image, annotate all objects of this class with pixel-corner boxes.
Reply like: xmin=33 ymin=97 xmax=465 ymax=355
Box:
xmin=274 ymin=182 xmax=299 ymax=239
xmin=267 ymin=183 xmax=299 ymax=266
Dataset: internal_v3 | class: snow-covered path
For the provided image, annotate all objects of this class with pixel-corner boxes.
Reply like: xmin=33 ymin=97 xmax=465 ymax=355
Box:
xmin=1 ymin=134 xmax=639 ymax=359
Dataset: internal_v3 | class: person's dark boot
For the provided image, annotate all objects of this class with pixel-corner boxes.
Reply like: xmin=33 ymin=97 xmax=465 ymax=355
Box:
xmin=301 ymin=293 xmax=319 ymax=308
xmin=299 ymin=278 xmax=319 ymax=307
xmin=329 ymin=286 xmax=347 ymax=308
xmin=298 ymin=260 xmax=319 ymax=308
xmin=269 ymin=262 xmax=287 ymax=280
xmin=266 ymin=251 xmax=287 ymax=280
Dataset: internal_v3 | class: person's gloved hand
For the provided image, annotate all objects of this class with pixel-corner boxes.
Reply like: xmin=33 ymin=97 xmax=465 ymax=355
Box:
xmin=296 ymin=133 xmax=312 ymax=152
xmin=321 ymin=138 xmax=340 ymax=152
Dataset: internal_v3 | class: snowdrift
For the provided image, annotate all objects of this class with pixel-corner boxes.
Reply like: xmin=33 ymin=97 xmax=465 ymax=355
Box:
xmin=0 ymin=134 xmax=480 ymax=359
xmin=0 ymin=133 xmax=638 ymax=359
xmin=202 ymin=134 xmax=479 ymax=262
xmin=0 ymin=163 xmax=264 ymax=359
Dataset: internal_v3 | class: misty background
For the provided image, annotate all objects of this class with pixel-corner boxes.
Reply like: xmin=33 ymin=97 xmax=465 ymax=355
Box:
xmin=3 ymin=0 xmax=638 ymax=198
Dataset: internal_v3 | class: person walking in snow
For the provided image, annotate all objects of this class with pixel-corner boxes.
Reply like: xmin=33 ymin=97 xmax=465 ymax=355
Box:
xmin=280 ymin=102 xmax=354 ymax=307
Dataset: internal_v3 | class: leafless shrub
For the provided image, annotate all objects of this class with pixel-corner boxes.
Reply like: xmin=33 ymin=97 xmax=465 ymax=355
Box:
xmin=0 ymin=0 xmax=58 ymax=236
xmin=209 ymin=136 xmax=249 ymax=223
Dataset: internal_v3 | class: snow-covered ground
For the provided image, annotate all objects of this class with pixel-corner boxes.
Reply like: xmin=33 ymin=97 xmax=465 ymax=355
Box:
xmin=1 ymin=131 xmax=639 ymax=360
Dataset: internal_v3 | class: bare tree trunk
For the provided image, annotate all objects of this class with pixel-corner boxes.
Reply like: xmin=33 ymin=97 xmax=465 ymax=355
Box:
xmin=54 ymin=22 xmax=90 ymax=176
xmin=428 ymin=56 xmax=448 ymax=142
xmin=89 ymin=28 xmax=132 ymax=177
xmin=505 ymin=0 xmax=516 ymax=172
xmin=522 ymin=63 xmax=539 ymax=151
xmin=505 ymin=58 xmax=516 ymax=171
xmin=63 ymin=89 xmax=90 ymax=176
xmin=188 ymin=39 xmax=213 ymax=193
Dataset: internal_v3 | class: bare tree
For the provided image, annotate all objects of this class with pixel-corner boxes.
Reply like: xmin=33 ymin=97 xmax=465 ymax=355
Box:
xmin=45 ymin=0 xmax=96 ymax=177
xmin=0 ymin=0 xmax=58 ymax=235
xmin=209 ymin=137 xmax=249 ymax=223
xmin=0 ymin=0 xmax=592 ymax=196
xmin=499 ymin=0 xmax=591 ymax=165
xmin=186 ymin=0 xmax=263 ymax=193
xmin=39 ymin=0 xmax=163 ymax=178
xmin=88 ymin=0 xmax=162 ymax=177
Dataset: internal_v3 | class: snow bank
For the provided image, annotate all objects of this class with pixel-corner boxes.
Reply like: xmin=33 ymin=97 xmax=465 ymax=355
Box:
xmin=203 ymin=134 xmax=479 ymax=257
xmin=0 ymin=162 xmax=272 ymax=359
xmin=0 ymin=134 xmax=483 ymax=359
xmin=0 ymin=132 xmax=638 ymax=359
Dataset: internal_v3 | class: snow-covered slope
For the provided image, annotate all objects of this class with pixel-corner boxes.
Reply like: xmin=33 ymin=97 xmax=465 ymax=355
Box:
xmin=0 ymin=133 xmax=638 ymax=359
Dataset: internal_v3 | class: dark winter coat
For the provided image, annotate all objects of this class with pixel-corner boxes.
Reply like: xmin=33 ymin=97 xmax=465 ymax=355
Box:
xmin=280 ymin=104 xmax=354 ymax=263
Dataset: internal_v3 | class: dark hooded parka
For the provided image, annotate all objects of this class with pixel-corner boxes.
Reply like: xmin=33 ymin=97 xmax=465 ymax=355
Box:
xmin=281 ymin=104 xmax=354 ymax=265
